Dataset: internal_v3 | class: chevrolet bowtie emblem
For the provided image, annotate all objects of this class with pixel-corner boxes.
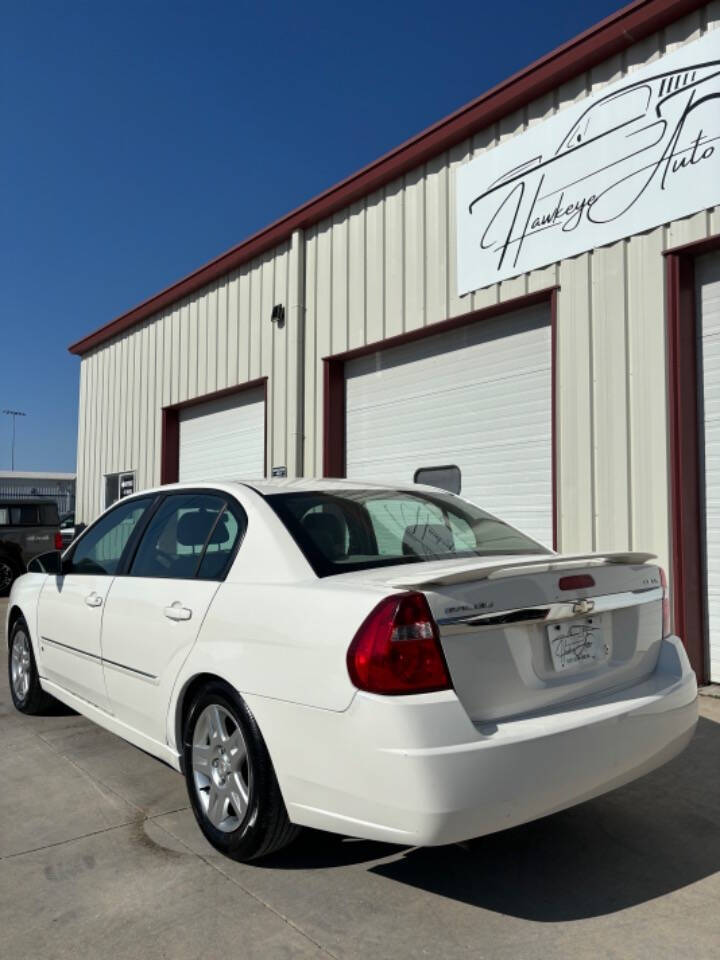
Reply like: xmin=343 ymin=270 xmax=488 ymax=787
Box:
xmin=572 ymin=599 xmax=595 ymax=615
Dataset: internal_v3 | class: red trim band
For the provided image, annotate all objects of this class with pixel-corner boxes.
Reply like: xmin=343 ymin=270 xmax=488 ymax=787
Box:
xmin=69 ymin=0 xmax=705 ymax=357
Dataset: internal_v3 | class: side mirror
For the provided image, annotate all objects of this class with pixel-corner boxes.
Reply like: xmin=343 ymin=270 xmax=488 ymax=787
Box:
xmin=28 ymin=551 xmax=63 ymax=575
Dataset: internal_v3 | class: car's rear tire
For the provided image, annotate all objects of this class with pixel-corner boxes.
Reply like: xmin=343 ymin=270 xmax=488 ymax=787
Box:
xmin=0 ymin=555 xmax=19 ymax=597
xmin=182 ymin=680 xmax=300 ymax=862
xmin=8 ymin=616 xmax=55 ymax=714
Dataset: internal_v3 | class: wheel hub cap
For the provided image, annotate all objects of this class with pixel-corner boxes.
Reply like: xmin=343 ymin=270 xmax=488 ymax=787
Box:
xmin=191 ymin=704 xmax=251 ymax=833
xmin=212 ymin=751 xmax=232 ymax=785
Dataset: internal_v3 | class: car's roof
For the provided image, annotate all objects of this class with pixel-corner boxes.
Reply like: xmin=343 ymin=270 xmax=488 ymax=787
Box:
xmin=238 ymin=477 xmax=428 ymax=496
xmin=136 ymin=477 xmax=446 ymax=498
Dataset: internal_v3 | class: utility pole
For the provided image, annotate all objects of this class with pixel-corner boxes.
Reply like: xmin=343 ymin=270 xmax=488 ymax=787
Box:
xmin=2 ymin=409 xmax=26 ymax=471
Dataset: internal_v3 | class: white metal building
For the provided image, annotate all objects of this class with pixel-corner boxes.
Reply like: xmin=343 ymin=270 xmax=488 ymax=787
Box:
xmin=69 ymin=0 xmax=720 ymax=682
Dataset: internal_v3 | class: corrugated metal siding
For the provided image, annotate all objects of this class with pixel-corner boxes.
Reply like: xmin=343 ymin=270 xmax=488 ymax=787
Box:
xmin=76 ymin=237 xmax=301 ymax=522
xmin=303 ymin=2 xmax=720 ymax=580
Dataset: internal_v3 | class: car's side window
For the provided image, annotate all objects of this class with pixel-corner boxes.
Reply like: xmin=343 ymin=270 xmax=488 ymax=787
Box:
xmin=129 ymin=494 xmax=244 ymax=580
xmin=66 ymin=498 xmax=153 ymax=576
xmin=196 ymin=508 xmax=243 ymax=579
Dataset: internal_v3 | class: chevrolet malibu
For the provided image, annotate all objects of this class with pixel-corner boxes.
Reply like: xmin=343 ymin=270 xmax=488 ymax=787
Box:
xmin=5 ymin=480 xmax=698 ymax=861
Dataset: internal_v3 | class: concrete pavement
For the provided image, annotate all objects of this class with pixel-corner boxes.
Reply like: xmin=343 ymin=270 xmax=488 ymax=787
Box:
xmin=2 ymin=597 xmax=719 ymax=959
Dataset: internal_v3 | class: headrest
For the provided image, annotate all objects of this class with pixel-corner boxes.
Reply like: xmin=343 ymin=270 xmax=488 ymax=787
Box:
xmin=402 ymin=523 xmax=455 ymax=557
xmin=177 ymin=510 xmax=229 ymax=548
xmin=302 ymin=512 xmax=346 ymax=559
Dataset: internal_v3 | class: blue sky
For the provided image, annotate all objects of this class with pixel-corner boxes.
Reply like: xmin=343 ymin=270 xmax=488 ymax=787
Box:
xmin=1 ymin=0 xmax=621 ymax=472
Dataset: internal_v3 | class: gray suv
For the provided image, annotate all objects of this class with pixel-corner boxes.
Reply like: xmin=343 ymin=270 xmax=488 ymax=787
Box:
xmin=0 ymin=499 xmax=62 ymax=595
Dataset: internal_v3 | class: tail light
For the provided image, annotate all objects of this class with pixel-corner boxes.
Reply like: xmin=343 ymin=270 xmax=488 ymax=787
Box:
xmin=347 ymin=592 xmax=451 ymax=695
xmin=54 ymin=532 xmax=63 ymax=551
xmin=660 ymin=567 xmax=671 ymax=638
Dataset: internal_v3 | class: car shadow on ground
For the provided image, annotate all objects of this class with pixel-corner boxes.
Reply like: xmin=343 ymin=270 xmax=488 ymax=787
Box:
xmin=264 ymin=715 xmax=720 ymax=921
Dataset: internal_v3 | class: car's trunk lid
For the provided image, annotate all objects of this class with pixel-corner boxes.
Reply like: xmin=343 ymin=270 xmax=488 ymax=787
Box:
xmin=340 ymin=552 xmax=664 ymax=723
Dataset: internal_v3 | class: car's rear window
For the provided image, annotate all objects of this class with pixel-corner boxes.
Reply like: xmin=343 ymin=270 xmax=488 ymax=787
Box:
xmin=266 ymin=489 xmax=549 ymax=577
xmin=0 ymin=503 xmax=58 ymax=526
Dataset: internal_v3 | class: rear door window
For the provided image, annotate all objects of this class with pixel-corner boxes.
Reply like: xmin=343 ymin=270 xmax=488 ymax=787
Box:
xmin=197 ymin=508 xmax=242 ymax=579
xmin=129 ymin=494 xmax=245 ymax=580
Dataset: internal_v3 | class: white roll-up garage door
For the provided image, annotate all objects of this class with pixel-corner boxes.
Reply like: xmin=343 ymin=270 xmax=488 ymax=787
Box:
xmin=344 ymin=304 xmax=553 ymax=546
xmin=698 ymin=252 xmax=720 ymax=682
xmin=178 ymin=387 xmax=265 ymax=483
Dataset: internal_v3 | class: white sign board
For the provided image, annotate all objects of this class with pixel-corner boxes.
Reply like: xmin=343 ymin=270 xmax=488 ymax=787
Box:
xmin=456 ymin=29 xmax=720 ymax=295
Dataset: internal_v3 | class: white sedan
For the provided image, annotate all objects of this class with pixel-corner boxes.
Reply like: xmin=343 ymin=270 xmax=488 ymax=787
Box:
xmin=5 ymin=480 xmax=698 ymax=861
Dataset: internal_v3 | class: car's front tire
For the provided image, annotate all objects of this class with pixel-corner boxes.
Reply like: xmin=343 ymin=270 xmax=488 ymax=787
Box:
xmin=8 ymin=616 xmax=55 ymax=714
xmin=182 ymin=681 xmax=300 ymax=861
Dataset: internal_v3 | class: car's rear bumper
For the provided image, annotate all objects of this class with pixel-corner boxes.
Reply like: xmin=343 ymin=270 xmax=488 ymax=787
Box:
xmin=245 ymin=635 xmax=698 ymax=846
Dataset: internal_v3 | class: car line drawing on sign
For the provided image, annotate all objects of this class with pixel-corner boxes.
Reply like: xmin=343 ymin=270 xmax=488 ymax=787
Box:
xmin=5 ymin=479 xmax=698 ymax=863
xmin=465 ymin=57 xmax=720 ymax=277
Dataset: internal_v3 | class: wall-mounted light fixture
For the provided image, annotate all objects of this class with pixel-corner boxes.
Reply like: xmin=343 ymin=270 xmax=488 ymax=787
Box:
xmin=271 ymin=304 xmax=285 ymax=327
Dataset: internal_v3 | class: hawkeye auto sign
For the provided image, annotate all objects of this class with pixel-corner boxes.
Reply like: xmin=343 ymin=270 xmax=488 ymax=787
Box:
xmin=456 ymin=29 xmax=720 ymax=295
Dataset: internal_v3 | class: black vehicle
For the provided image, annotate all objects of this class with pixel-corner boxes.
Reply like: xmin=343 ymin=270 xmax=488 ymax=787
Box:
xmin=59 ymin=511 xmax=76 ymax=548
xmin=0 ymin=499 xmax=62 ymax=595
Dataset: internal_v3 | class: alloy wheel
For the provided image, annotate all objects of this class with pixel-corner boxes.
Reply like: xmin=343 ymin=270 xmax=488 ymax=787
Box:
xmin=191 ymin=703 xmax=251 ymax=833
xmin=11 ymin=630 xmax=32 ymax=701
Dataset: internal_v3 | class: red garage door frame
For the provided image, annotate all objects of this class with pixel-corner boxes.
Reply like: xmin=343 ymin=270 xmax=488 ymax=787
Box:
xmin=160 ymin=377 xmax=268 ymax=485
xmin=322 ymin=286 xmax=559 ymax=550
xmin=665 ymin=233 xmax=720 ymax=684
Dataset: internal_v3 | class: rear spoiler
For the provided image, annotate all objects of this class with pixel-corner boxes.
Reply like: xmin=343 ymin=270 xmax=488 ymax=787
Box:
xmin=386 ymin=551 xmax=657 ymax=589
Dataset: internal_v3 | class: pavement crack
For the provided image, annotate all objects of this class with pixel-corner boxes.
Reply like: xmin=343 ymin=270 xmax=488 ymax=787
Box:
xmin=1 ymin=821 xmax=134 ymax=860
xmin=36 ymin=730 xmax=148 ymax=814
xmin=154 ymin=819 xmax=340 ymax=960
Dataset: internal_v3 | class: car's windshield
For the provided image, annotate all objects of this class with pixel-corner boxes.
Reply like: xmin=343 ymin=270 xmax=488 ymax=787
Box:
xmin=267 ymin=489 xmax=550 ymax=577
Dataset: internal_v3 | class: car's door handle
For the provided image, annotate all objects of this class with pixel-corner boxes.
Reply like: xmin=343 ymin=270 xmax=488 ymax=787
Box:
xmin=85 ymin=592 xmax=103 ymax=608
xmin=164 ymin=602 xmax=192 ymax=622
